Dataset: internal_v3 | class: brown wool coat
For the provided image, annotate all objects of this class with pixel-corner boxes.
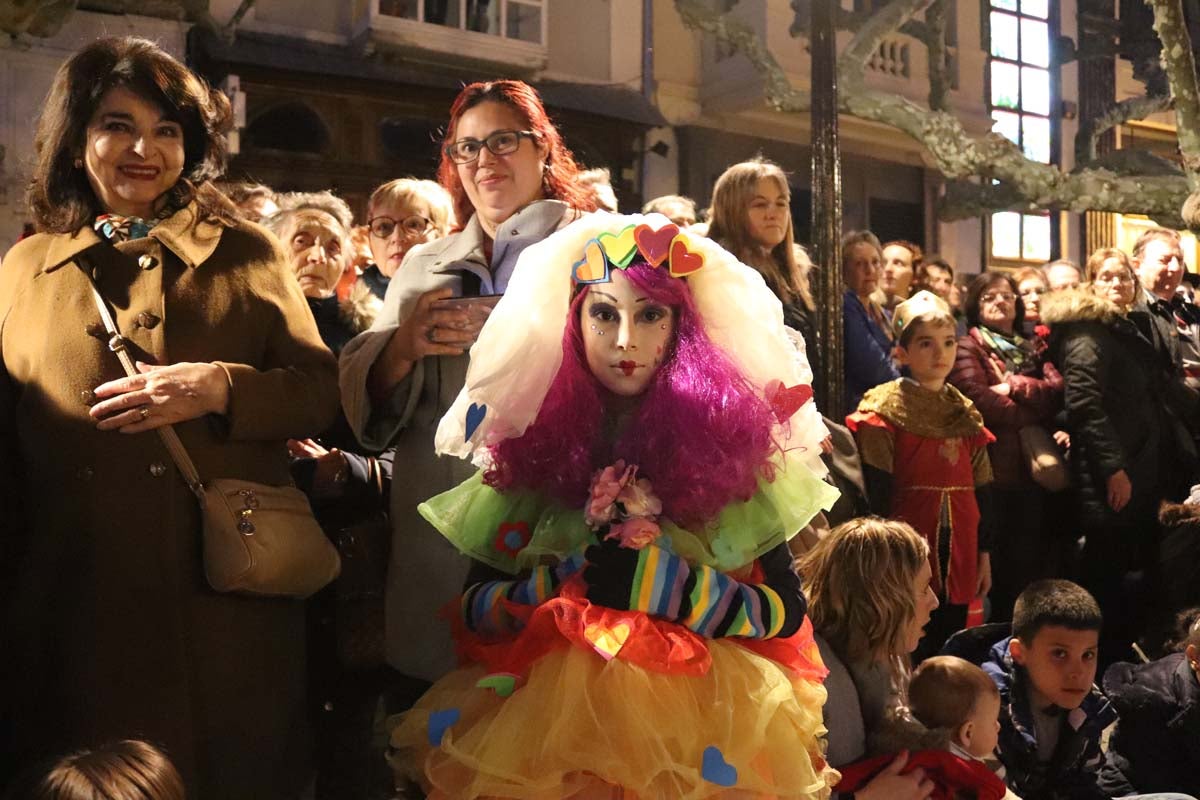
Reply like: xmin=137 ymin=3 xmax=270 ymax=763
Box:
xmin=0 ymin=203 xmax=339 ymax=799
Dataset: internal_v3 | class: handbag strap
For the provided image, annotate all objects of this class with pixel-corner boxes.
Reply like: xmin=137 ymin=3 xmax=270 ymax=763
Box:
xmin=78 ymin=256 xmax=206 ymax=502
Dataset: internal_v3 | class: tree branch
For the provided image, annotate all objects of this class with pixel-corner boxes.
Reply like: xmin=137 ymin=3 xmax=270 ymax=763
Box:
xmin=1147 ymin=0 xmax=1200 ymax=192
xmin=789 ymin=1 xmax=927 ymax=42
xmin=1076 ymin=91 xmax=1172 ymax=164
xmin=925 ymin=0 xmax=949 ymax=112
xmin=838 ymin=0 xmax=935 ymax=77
xmin=676 ymin=0 xmax=1194 ymax=226
xmin=674 ymin=0 xmax=811 ymax=113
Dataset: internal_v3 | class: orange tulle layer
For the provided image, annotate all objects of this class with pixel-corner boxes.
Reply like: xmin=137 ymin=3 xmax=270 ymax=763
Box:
xmin=454 ymin=576 xmax=828 ymax=683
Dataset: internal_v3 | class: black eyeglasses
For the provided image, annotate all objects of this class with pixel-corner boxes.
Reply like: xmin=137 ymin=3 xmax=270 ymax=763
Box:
xmin=443 ymin=129 xmax=538 ymax=164
xmin=368 ymin=214 xmax=433 ymax=240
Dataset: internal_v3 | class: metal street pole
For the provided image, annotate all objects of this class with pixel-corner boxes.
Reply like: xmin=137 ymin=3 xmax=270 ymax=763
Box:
xmin=811 ymin=0 xmax=844 ymax=416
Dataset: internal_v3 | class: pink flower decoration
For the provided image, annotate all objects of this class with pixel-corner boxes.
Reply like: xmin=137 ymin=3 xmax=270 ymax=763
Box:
xmin=585 ymin=459 xmax=634 ymax=528
xmin=1034 ymin=324 xmax=1051 ymax=339
xmin=605 ymin=517 xmax=662 ymax=550
xmin=617 ymin=476 xmax=662 ymax=519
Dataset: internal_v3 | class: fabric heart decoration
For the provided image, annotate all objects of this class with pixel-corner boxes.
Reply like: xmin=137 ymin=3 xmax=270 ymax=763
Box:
xmin=475 ymin=673 xmax=521 ymax=697
xmin=572 ymin=238 xmax=610 ymax=284
xmin=668 ymin=236 xmax=704 ymax=277
xmin=701 ymin=746 xmax=738 ymax=786
xmin=764 ymin=379 xmax=813 ymax=423
xmin=427 ymin=708 xmax=461 ymax=746
xmin=583 ymin=620 xmax=631 ymax=661
xmin=465 ymin=402 xmax=488 ymax=440
xmin=598 ymin=225 xmax=638 ymax=268
xmin=633 ymin=223 xmax=679 ymax=267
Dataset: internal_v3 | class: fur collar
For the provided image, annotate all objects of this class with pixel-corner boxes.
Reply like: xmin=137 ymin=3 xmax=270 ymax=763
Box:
xmin=1039 ymin=288 xmax=1124 ymax=326
xmin=339 ymin=280 xmax=382 ymax=335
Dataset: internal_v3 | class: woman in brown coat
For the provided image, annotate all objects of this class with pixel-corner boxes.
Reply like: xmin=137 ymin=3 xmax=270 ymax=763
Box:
xmin=0 ymin=38 xmax=338 ymax=798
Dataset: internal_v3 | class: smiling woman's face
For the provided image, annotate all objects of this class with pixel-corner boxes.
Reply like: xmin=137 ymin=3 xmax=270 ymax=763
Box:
xmin=84 ymin=85 xmax=185 ymax=219
xmin=580 ymin=270 xmax=676 ymax=397
xmin=453 ymin=100 xmax=547 ymax=236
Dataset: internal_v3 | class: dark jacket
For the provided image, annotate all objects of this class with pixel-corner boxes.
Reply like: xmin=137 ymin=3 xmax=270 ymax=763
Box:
xmin=1100 ymin=652 xmax=1200 ymax=797
xmin=1158 ymin=502 xmax=1200 ymax=616
xmin=943 ymin=623 xmax=1115 ymax=800
xmin=843 ymin=290 xmax=900 ymax=415
xmin=1041 ymin=289 xmax=1164 ymax=526
xmin=949 ymin=327 xmax=1062 ymax=487
xmin=0 ymin=204 xmax=340 ymax=799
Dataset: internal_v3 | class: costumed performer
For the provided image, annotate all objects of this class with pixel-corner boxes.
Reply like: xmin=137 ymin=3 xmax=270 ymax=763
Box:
xmin=388 ymin=212 xmax=842 ymax=798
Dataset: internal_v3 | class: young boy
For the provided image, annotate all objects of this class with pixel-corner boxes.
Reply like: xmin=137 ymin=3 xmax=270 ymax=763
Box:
xmin=945 ymin=579 xmax=1116 ymax=800
xmin=847 ymin=290 xmax=994 ymax=657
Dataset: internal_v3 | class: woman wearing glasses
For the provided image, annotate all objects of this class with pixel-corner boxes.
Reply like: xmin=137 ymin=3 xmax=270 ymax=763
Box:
xmin=947 ymin=271 xmax=1063 ymax=620
xmin=1043 ymin=249 xmax=1168 ymax=660
xmin=361 ymin=178 xmax=455 ymax=300
xmin=339 ymin=80 xmax=595 ymax=711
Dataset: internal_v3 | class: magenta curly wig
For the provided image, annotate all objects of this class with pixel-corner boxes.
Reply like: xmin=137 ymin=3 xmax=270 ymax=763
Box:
xmin=485 ymin=261 xmax=780 ymax=527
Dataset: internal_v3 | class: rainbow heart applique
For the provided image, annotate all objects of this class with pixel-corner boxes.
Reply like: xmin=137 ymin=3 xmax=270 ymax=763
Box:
xmin=583 ymin=621 xmax=631 ymax=661
xmin=765 ymin=380 xmax=814 ymax=423
xmin=668 ymin=236 xmax=704 ymax=277
xmin=572 ymin=238 xmax=610 ymax=284
xmin=634 ymin=223 xmax=679 ymax=267
xmin=597 ymin=225 xmax=638 ymax=268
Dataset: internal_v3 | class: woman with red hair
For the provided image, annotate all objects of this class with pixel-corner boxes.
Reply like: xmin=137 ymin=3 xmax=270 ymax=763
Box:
xmin=339 ymin=80 xmax=595 ymax=708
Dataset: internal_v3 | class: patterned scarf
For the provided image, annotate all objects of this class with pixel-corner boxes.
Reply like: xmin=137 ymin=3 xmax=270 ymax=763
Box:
xmin=93 ymin=207 xmax=173 ymax=243
xmin=975 ymin=325 xmax=1032 ymax=372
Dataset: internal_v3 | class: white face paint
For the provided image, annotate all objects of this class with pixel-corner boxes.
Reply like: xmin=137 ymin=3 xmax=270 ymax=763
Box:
xmin=580 ymin=270 xmax=676 ymax=397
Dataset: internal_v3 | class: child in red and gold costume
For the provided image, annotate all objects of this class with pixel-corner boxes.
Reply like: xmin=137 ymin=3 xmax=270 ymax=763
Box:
xmin=848 ymin=291 xmax=996 ymax=659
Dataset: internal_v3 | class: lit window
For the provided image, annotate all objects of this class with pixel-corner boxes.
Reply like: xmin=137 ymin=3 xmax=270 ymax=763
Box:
xmin=987 ymin=0 xmax=1055 ymax=262
xmin=379 ymin=0 xmax=545 ymax=45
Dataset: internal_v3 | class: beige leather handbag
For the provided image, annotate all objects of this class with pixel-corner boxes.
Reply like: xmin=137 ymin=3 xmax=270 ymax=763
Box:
xmin=84 ymin=264 xmax=340 ymax=598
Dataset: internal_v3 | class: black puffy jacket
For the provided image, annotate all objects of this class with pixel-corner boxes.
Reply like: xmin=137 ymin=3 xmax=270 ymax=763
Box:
xmin=1042 ymin=290 xmax=1164 ymax=527
xmin=1100 ymin=652 xmax=1200 ymax=797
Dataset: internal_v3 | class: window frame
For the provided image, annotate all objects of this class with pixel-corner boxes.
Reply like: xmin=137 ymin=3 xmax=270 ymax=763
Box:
xmin=982 ymin=0 xmax=1062 ymax=269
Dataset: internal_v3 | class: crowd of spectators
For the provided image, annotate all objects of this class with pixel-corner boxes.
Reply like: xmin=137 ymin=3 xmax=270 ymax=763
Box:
xmin=3 ymin=34 xmax=1200 ymax=800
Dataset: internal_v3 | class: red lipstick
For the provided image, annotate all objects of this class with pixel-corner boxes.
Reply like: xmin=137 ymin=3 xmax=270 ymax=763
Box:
xmin=617 ymin=361 xmax=638 ymax=376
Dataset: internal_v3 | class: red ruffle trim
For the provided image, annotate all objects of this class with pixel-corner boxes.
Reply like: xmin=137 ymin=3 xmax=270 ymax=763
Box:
xmin=451 ymin=575 xmax=828 ymax=683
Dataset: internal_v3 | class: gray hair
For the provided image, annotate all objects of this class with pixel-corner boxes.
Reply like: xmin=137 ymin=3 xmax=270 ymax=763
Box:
xmin=264 ymin=191 xmax=353 ymax=237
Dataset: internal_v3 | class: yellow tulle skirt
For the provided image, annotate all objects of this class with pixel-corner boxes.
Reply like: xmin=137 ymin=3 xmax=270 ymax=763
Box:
xmin=389 ymin=634 xmax=837 ymax=799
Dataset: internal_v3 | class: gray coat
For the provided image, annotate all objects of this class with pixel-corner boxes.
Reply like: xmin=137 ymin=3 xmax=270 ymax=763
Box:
xmin=339 ymin=200 xmax=577 ymax=680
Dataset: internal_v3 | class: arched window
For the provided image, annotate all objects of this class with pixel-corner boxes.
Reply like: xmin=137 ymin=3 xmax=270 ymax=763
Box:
xmin=244 ymin=102 xmax=330 ymax=154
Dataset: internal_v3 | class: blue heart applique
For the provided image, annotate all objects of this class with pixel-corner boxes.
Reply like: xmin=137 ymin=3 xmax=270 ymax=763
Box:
xmin=427 ymin=708 xmax=461 ymax=746
xmin=701 ymin=746 xmax=738 ymax=787
xmin=465 ymin=402 xmax=487 ymax=440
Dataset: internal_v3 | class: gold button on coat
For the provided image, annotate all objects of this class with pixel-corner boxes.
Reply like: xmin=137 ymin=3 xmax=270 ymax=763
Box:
xmin=138 ymin=254 xmax=157 ymax=270
xmin=136 ymin=312 xmax=160 ymax=329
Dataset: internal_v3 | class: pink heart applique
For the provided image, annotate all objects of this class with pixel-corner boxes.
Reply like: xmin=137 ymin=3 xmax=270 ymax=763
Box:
xmin=634 ymin=223 xmax=679 ymax=267
xmin=765 ymin=379 xmax=814 ymax=422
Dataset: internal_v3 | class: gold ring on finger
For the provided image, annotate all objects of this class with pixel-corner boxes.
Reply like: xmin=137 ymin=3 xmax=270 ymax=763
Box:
xmin=139 ymin=406 xmax=151 ymax=420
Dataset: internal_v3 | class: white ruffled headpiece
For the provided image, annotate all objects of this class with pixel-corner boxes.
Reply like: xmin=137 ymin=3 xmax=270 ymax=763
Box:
xmin=434 ymin=212 xmax=830 ymax=475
